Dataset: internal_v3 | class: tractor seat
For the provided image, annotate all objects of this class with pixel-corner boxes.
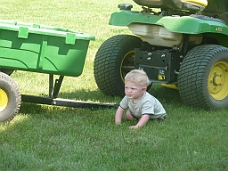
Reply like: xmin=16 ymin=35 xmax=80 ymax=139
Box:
xmin=133 ymin=0 xmax=208 ymax=12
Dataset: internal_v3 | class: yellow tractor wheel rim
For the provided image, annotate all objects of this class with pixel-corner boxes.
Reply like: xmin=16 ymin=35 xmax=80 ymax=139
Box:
xmin=208 ymin=61 xmax=228 ymax=100
xmin=0 ymin=88 xmax=8 ymax=112
xmin=181 ymin=0 xmax=208 ymax=7
xmin=120 ymin=50 xmax=135 ymax=82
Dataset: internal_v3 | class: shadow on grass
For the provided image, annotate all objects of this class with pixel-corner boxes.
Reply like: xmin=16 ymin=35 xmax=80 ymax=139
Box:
xmin=58 ymin=88 xmax=122 ymax=103
xmin=148 ymin=84 xmax=183 ymax=106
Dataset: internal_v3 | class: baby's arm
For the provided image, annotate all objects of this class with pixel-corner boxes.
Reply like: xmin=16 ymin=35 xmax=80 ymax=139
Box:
xmin=129 ymin=114 xmax=150 ymax=129
xmin=115 ymin=106 xmax=125 ymax=124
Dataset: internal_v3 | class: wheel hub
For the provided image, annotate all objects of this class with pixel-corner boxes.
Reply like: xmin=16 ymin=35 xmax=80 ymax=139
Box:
xmin=213 ymin=74 xmax=222 ymax=85
xmin=0 ymin=88 xmax=8 ymax=112
xmin=208 ymin=61 xmax=228 ymax=100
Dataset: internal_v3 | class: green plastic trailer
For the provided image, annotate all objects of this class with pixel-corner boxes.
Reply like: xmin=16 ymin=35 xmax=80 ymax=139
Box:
xmin=0 ymin=20 xmax=115 ymax=123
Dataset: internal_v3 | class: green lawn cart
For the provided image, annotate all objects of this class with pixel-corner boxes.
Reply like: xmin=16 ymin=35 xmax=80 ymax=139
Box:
xmin=94 ymin=0 xmax=228 ymax=110
xmin=0 ymin=20 xmax=116 ymax=123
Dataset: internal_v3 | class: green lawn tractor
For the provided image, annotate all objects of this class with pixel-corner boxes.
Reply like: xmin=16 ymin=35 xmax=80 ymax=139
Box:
xmin=94 ymin=0 xmax=228 ymax=110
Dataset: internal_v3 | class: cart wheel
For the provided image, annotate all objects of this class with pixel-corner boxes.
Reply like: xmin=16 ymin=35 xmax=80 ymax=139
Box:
xmin=0 ymin=72 xmax=21 ymax=123
xmin=178 ymin=44 xmax=228 ymax=109
xmin=94 ymin=35 xmax=142 ymax=97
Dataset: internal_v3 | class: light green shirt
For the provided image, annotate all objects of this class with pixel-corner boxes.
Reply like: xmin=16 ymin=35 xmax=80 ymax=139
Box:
xmin=120 ymin=92 xmax=166 ymax=119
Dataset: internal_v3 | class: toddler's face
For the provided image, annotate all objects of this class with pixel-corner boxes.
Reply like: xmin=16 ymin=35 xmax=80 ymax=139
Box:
xmin=125 ymin=81 xmax=146 ymax=101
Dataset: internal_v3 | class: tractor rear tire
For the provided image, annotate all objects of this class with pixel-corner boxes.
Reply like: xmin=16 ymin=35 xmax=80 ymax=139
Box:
xmin=94 ymin=35 xmax=142 ymax=97
xmin=178 ymin=44 xmax=228 ymax=109
xmin=0 ymin=72 xmax=21 ymax=123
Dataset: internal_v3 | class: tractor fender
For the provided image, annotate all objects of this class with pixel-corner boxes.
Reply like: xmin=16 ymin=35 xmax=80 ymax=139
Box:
xmin=109 ymin=10 xmax=228 ymax=36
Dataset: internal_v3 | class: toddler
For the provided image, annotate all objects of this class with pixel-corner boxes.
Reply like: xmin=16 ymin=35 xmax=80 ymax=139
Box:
xmin=115 ymin=69 xmax=166 ymax=129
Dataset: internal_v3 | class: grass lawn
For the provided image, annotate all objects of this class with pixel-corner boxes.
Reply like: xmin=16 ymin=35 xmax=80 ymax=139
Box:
xmin=1 ymin=0 xmax=228 ymax=170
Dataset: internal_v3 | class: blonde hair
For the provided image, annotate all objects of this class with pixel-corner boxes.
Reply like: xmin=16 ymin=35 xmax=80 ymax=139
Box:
xmin=124 ymin=69 xmax=150 ymax=87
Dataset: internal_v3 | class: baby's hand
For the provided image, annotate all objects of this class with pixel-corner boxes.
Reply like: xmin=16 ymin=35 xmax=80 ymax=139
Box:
xmin=129 ymin=125 xmax=139 ymax=129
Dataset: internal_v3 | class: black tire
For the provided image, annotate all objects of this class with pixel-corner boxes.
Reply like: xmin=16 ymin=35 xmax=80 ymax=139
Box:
xmin=94 ymin=35 xmax=142 ymax=97
xmin=0 ymin=72 xmax=21 ymax=123
xmin=178 ymin=44 xmax=228 ymax=109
